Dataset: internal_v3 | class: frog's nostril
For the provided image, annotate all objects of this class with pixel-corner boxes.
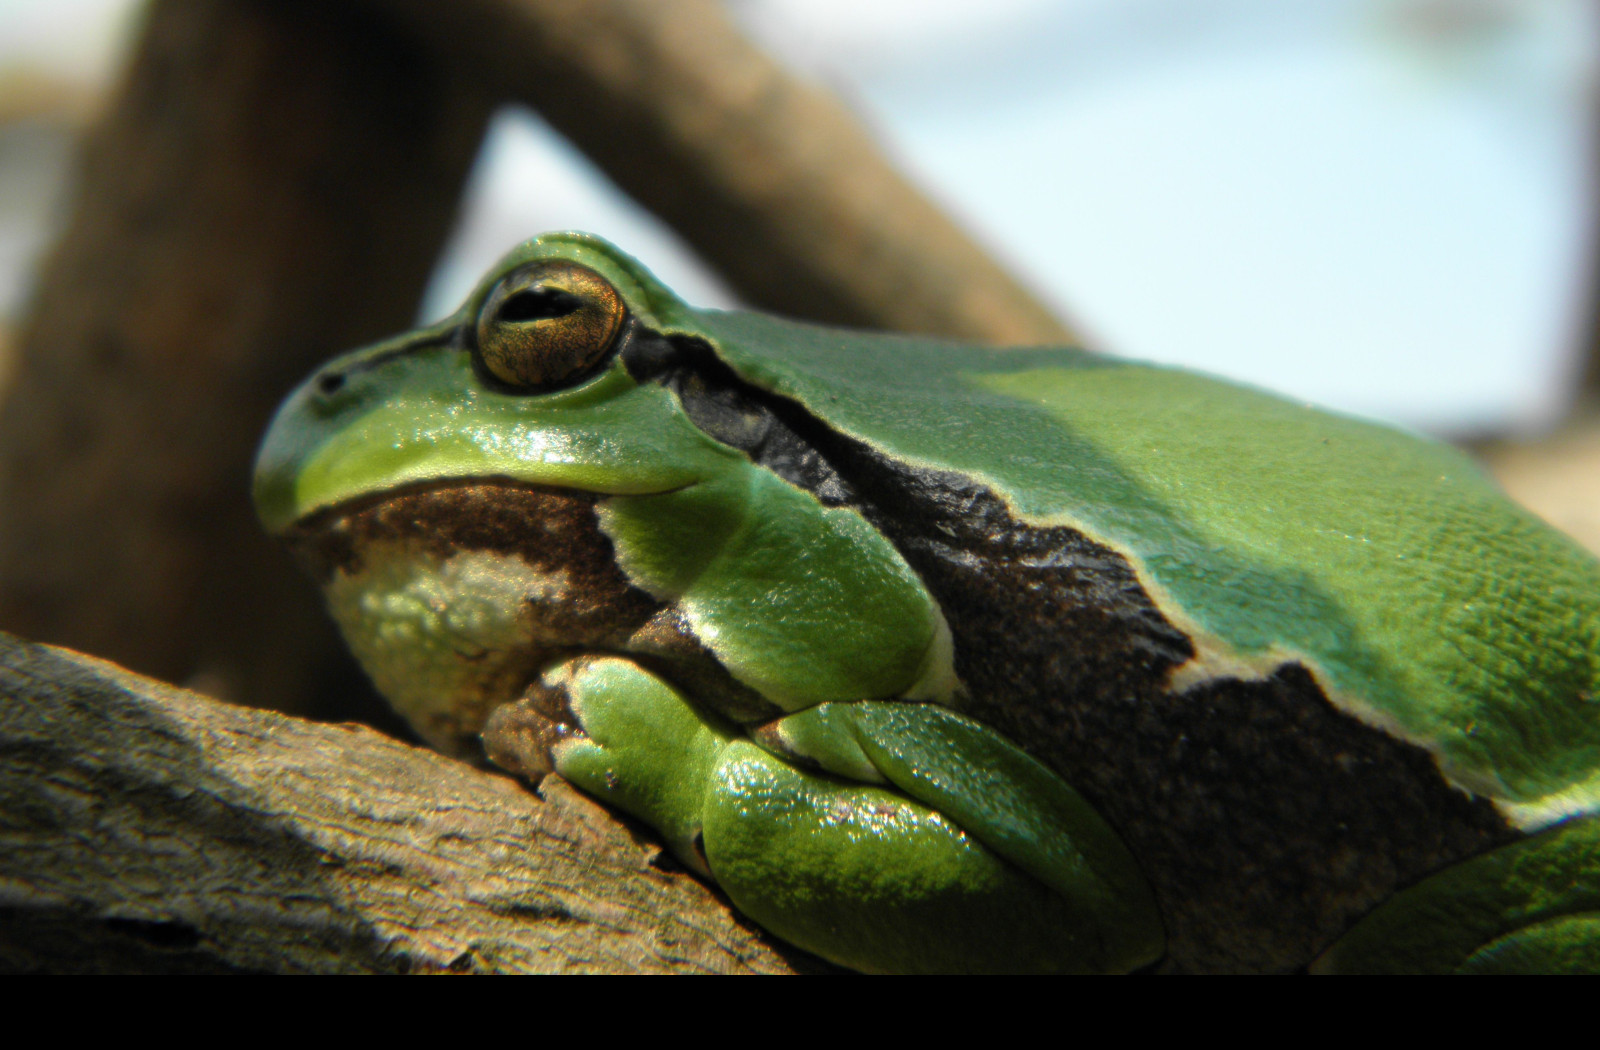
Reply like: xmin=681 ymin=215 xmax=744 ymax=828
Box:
xmin=317 ymin=371 xmax=346 ymax=396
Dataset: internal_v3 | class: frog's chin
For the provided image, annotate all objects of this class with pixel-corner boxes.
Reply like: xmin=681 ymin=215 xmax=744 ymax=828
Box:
xmin=281 ymin=480 xmax=661 ymax=756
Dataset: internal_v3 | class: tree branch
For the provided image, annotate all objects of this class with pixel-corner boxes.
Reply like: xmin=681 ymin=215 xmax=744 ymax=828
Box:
xmin=0 ymin=633 xmax=816 ymax=973
xmin=362 ymin=0 xmax=1076 ymax=344
xmin=0 ymin=0 xmax=494 ymax=711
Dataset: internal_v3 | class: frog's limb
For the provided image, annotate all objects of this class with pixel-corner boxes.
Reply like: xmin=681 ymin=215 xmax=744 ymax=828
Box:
xmin=599 ymin=468 xmax=956 ymax=712
xmin=1312 ymin=814 xmax=1600 ymax=973
xmin=541 ymin=656 xmax=734 ymax=873
xmin=755 ymin=700 xmax=1164 ymax=971
xmin=703 ymin=740 xmax=1133 ymax=973
xmin=538 ymin=656 xmax=1157 ymax=972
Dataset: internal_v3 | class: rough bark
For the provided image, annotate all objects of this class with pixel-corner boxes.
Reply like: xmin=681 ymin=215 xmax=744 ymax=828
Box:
xmin=360 ymin=0 xmax=1075 ymax=345
xmin=0 ymin=632 xmax=814 ymax=974
xmin=0 ymin=0 xmax=492 ymax=713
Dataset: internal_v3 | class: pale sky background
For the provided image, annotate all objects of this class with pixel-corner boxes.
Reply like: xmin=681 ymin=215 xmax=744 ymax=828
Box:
xmin=2 ymin=0 xmax=1597 ymax=434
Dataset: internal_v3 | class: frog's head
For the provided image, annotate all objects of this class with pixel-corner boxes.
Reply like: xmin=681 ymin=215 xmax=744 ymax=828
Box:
xmin=254 ymin=233 xmax=951 ymax=756
xmin=254 ymin=233 xmax=737 ymax=533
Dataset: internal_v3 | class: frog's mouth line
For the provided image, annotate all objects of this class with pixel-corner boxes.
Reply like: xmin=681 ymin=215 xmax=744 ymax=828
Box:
xmin=281 ymin=477 xmax=638 ymax=584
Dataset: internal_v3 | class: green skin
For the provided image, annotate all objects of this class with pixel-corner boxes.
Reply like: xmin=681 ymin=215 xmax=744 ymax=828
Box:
xmin=256 ymin=233 xmax=1600 ymax=973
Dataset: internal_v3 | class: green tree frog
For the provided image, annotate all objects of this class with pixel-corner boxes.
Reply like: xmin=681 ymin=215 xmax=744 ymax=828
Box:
xmin=255 ymin=233 xmax=1600 ymax=973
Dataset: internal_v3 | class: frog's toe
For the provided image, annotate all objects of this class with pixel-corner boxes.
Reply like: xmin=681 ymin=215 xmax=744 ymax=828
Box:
xmin=481 ymin=673 xmax=587 ymax=781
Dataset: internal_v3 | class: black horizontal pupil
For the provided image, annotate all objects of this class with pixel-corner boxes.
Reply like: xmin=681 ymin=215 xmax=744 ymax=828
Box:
xmin=498 ymin=286 xmax=581 ymax=323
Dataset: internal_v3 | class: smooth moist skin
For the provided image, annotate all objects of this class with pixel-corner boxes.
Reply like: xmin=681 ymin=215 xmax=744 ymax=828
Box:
xmin=256 ymin=232 xmax=1600 ymax=973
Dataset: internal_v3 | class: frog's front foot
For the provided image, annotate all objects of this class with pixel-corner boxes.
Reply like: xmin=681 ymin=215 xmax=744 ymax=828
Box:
xmin=482 ymin=655 xmax=1163 ymax=974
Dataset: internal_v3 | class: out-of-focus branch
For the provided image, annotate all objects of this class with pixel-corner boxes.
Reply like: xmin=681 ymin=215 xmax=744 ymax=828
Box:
xmin=1475 ymin=413 xmax=1600 ymax=558
xmin=363 ymin=0 xmax=1076 ymax=345
xmin=0 ymin=0 xmax=1074 ymax=725
xmin=0 ymin=0 xmax=492 ymax=710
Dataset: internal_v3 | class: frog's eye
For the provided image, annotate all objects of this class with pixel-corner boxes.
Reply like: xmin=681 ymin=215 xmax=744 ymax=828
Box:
xmin=475 ymin=261 xmax=625 ymax=389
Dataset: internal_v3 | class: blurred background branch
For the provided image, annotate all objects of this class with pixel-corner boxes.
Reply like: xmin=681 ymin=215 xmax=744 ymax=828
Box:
xmin=362 ymin=0 xmax=1075 ymax=343
xmin=0 ymin=0 xmax=1070 ymax=717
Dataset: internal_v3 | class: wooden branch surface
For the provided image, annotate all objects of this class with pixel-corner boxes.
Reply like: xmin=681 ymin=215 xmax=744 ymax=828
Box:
xmin=0 ymin=633 xmax=814 ymax=973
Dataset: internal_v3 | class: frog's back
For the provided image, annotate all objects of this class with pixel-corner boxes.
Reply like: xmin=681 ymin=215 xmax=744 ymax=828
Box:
xmin=689 ymin=308 xmax=1600 ymax=828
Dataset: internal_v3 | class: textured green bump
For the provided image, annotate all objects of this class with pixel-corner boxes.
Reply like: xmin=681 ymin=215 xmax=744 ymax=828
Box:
xmin=256 ymin=232 xmax=1600 ymax=971
xmin=1456 ymin=914 xmax=1600 ymax=973
xmin=1313 ymin=815 xmax=1600 ymax=973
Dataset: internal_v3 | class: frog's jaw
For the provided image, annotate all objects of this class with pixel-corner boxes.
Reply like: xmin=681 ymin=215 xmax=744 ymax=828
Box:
xmin=289 ymin=472 xmax=957 ymax=756
xmin=285 ymin=476 xmax=802 ymax=755
xmin=284 ymin=482 xmax=661 ymax=755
